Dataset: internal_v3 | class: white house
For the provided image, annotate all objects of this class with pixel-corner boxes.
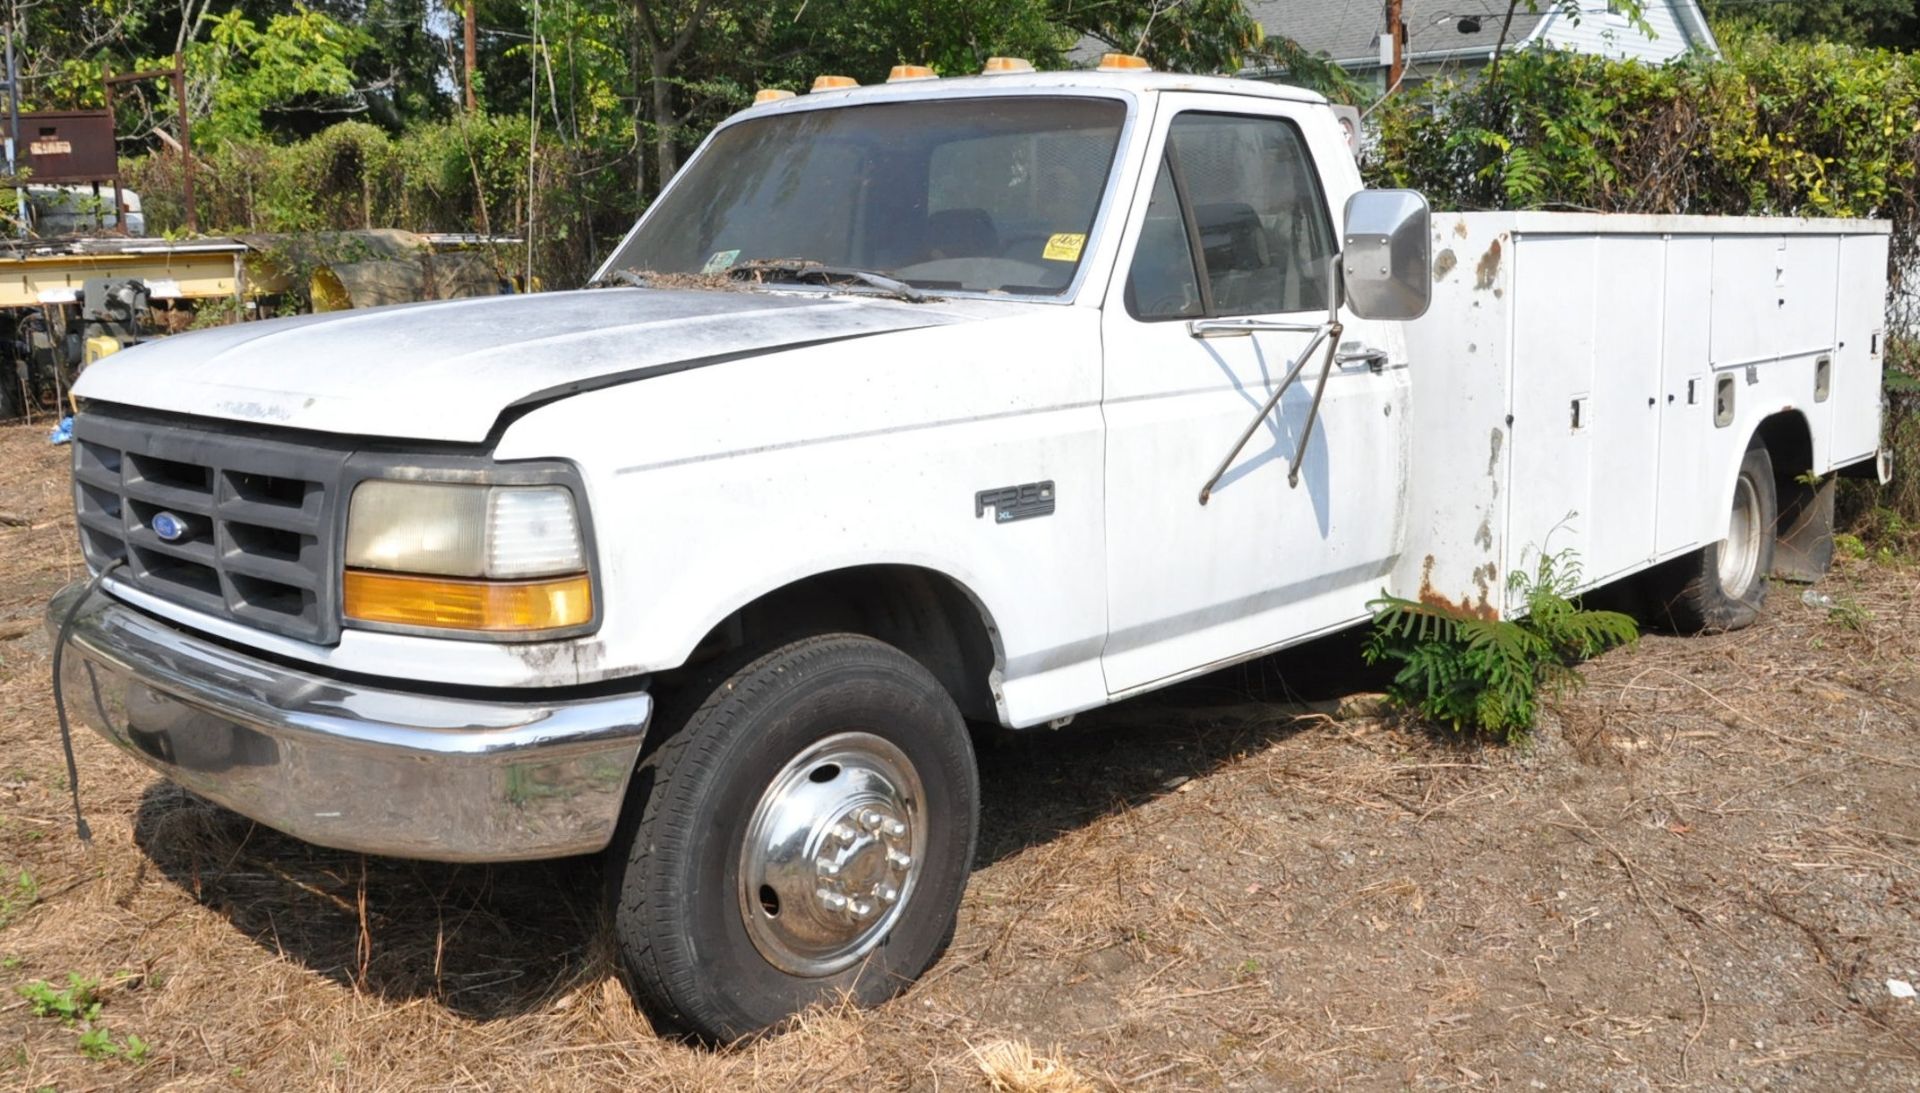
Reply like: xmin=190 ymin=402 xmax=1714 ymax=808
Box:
xmin=1245 ymin=0 xmax=1720 ymax=92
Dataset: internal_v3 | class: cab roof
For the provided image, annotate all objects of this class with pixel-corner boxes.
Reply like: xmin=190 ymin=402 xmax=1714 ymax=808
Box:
xmin=754 ymin=69 xmax=1329 ymax=113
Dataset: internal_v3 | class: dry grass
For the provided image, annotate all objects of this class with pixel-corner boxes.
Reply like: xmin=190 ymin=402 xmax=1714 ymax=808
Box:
xmin=5 ymin=419 xmax=1920 ymax=1089
xmin=971 ymin=1039 xmax=1096 ymax=1093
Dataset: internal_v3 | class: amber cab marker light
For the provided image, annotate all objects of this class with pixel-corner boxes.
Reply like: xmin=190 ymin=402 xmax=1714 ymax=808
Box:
xmin=886 ymin=64 xmax=937 ymax=83
xmin=811 ymin=75 xmax=859 ymax=91
xmin=981 ymin=57 xmax=1035 ymax=74
xmin=753 ymin=88 xmax=796 ymax=104
xmin=344 ymin=569 xmax=593 ymax=633
xmin=1097 ymin=52 xmax=1152 ymax=72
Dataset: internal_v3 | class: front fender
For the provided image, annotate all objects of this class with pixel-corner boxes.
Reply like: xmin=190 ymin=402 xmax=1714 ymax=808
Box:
xmin=497 ymin=308 xmax=1113 ymax=727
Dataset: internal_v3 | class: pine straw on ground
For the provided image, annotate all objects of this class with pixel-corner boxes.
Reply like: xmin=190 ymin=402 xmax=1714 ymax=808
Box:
xmin=4 ymin=419 xmax=1920 ymax=1089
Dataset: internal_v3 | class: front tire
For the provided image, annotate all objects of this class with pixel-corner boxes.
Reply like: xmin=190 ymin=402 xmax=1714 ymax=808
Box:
xmin=1650 ymin=438 xmax=1777 ymax=632
xmin=607 ymin=634 xmax=978 ymax=1042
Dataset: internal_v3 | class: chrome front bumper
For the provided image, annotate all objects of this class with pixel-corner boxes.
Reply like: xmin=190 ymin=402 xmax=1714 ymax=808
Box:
xmin=47 ymin=582 xmax=652 ymax=862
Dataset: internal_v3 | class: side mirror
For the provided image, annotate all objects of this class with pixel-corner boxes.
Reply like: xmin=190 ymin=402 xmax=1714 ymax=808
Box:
xmin=1340 ymin=190 xmax=1431 ymax=321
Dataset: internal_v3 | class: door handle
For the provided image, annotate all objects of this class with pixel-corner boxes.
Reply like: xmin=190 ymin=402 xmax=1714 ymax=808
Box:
xmin=1335 ymin=342 xmax=1389 ymax=371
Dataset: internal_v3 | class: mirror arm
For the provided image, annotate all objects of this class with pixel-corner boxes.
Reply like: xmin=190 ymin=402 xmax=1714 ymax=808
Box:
xmin=1327 ymin=250 xmax=1343 ymax=324
xmin=1286 ymin=321 xmax=1342 ymax=490
xmin=1188 ymin=318 xmax=1324 ymax=338
xmin=1197 ymin=320 xmax=1339 ymax=505
xmin=1196 ymin=254 xmax=1348 ymax=505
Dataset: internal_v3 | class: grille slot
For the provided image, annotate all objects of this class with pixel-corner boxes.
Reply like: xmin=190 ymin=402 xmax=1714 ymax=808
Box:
xmin=72 ymin=410 xmax=350 ymax=644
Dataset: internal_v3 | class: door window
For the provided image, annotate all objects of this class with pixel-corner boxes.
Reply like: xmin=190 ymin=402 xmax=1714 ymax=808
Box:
xmin=1124 ymin=112 xmax=1336 ymax=320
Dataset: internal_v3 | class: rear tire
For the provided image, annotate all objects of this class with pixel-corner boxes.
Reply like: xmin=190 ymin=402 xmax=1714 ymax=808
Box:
xmin=606 ymin=633 xmax=977 ymax=1042
xmin=1649 ymin=438 xmax=1776 ymax=632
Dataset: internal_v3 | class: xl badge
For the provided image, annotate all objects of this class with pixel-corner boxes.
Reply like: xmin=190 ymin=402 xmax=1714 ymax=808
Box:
xmin=975 ymin=481 xmax=1055 ymax=524
xmin=151 ymin=511 xmax=189 ymax=542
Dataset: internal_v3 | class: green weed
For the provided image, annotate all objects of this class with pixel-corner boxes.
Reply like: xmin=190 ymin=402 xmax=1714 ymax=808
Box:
xmin=77 ymin=1027 xmax=149 ymax=1063
xmin=17 ymin=973 xmax=153 ymax=1065
xmin=1365 ymin=549 xmax=1638 ymax=742
xmin=0 ymin=870 xmax=38 ymax=928
xmin=18 ymin=974 xmax=102 ymax=1025
xmin=1827 ymin=596 xmax=1873 ymax=631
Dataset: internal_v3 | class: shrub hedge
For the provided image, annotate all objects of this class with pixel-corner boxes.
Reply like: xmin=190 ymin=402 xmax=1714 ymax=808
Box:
xmin=123 ymin=115 xmax=636 ymax=290
xmin=1364 ymin=28 xmax=1920 ymax=527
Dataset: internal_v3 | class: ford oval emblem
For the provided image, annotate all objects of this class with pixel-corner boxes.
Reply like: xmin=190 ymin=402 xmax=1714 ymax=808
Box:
xmin=151 ymin=511 xmax=188 ymax=542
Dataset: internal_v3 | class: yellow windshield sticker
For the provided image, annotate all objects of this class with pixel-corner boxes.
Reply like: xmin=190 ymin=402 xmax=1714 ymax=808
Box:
xmin=1042 ymin=233 xmax=1086 ymax=262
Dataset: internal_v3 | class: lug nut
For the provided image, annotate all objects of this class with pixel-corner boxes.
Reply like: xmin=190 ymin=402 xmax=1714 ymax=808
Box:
xmin=887 ymin=849 xmax=912 ymax=869
xmin=882 ymin=818 xmax=907 ymax=837
xmin=816 ymin=889 xmax=848 ymax=911
xmin=817 ymin=859 xmax=841 ymax=876
xmin=859 ymin=809 xmax=883 ymax=830
xmin=830 ymin=823 xmax=855 ymax=842
xmin=878 ymin=885 xmax=899 ymax=904
xmin=849 ymin=899 xmax=873 ymax=918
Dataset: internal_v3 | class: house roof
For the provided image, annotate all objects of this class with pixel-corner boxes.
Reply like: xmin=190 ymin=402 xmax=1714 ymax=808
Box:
xmin=1248 ymin=0 xmax=1545 ymax=66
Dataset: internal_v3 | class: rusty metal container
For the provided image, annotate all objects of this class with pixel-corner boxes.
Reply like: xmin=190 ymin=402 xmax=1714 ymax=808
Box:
xmin=19 ymin=111 xmax=117 ymax=183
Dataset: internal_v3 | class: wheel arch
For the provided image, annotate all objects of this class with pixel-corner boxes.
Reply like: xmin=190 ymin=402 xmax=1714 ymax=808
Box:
xmin=659 ymin=563 xmax=1006 ymax=724
xmin=1751 ymin=408 xmax=1835 ymax=581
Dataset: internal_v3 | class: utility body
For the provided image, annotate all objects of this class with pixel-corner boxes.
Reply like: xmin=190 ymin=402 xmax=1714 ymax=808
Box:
xmin=46 ymin=66 xmax=1890 ymax=1039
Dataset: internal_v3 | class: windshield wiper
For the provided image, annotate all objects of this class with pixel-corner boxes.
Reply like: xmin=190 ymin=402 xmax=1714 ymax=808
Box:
xmin=732 ymin=259 xmax=927 ymax=303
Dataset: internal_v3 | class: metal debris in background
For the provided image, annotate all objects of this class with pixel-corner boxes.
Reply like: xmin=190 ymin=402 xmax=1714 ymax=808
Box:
xmin=1 ymin=231 xmax=528 ymax=423
xmin=240 ymin=229 xmax=528 ymax=311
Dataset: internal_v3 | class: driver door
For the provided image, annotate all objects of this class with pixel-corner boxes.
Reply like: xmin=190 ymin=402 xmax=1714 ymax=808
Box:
xmin=1100 ymin=100 xmax=1409 ymax=694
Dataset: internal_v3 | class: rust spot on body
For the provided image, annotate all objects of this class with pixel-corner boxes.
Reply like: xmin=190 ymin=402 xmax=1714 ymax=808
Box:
xmin=1418 ymin=553 xmax=1502 ymax=620
xmin=1474 ymin=239 xmax=1503 ymax=291
xmin=1433 ymin=248 xmax=1458 ymax=281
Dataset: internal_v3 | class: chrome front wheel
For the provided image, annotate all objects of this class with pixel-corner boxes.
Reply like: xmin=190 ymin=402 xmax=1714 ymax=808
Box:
xmin=607 ymin=634 xmax=978 ymax=1042
xmin=739 ymin=732 xmax=927 ymax=977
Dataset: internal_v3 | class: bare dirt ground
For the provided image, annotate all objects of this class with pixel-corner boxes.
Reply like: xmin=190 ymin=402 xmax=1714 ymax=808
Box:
xmin=4 ymin=418 xmax=1920 ymax=1090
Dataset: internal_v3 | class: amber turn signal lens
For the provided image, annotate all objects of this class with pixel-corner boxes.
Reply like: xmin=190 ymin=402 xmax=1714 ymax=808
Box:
xmin=811 ymin=75 xmax=859 ymax=91
xmin=344 ymin=569 xmax=593 ymax=633
xmin=886 ymin=64 xmax=936 ymax=82
xmin=753 ymin=88 xmax=796 ymax=104
xmin=981 ymin=56 xmax=1035 ymax=74
xmin=1097 ymin=52 xmax=1151 ymax=71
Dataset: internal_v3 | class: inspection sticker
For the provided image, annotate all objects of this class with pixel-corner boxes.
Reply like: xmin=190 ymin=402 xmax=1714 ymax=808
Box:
xmin=701 ymin=248 xmax=741 ymax=274
xmin=1042 ymin=233 xmax=1086 ymax=262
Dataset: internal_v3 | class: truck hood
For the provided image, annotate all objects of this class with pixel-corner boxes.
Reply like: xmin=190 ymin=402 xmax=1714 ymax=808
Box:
xmin=74 ymin=287 xmax=978 ymax=443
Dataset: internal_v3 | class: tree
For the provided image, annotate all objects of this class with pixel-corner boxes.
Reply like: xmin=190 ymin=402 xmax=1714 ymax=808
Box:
xmin=631 ymin=0 xmax=712 ymax=188
xmin=1700 ymin=0 xmax=1918 ymax=50
xmin=1053 ymin=0 xmax=1268 ymax=73
xmin=185 ymin=8 xmax=372 ymax=143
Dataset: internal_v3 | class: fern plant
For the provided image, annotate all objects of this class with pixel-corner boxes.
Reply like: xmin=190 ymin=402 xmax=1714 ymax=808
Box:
xmin=1363 ymin=549 xmax=1638 ymax=742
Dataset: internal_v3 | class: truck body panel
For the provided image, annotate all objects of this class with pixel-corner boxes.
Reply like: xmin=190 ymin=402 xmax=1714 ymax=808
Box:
xmin=1403 ymin=212 xmax=1889 ymax=618
xmin=74 ymin=288 xmax=981 ymax=442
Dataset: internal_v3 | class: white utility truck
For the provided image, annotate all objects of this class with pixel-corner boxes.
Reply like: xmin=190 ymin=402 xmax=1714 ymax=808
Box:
xmin=48 ymin=58 xmax=1890 ymax=1040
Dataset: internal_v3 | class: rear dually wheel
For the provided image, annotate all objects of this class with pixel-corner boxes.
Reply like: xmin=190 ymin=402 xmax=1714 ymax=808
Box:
xmin=1649 ymin=437 xmax=1777 ymax=632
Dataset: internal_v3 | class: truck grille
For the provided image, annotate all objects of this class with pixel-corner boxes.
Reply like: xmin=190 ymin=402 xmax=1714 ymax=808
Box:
xmin=71 ymin=408 xmax=350 ymax=644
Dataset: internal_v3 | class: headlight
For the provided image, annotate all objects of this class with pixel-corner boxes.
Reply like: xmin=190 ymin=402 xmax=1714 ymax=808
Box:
xmin=342 ymin=480 xmax=592 ymax=635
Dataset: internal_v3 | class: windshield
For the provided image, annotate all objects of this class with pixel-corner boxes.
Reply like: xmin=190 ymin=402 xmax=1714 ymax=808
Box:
xmin=603 ymin=96 xmax=1128 ymax=296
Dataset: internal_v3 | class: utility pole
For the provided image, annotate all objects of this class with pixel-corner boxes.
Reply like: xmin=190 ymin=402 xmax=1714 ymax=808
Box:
xmin=464 ymin=0 xmax=479 ymax=112
xmin=174 ymin=53 xmax=195 ymax=233
xmin=1386 ymin=0 xmax=1405 ymax=90
xmin=2 ymin=36 xmax=23 ymax=238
